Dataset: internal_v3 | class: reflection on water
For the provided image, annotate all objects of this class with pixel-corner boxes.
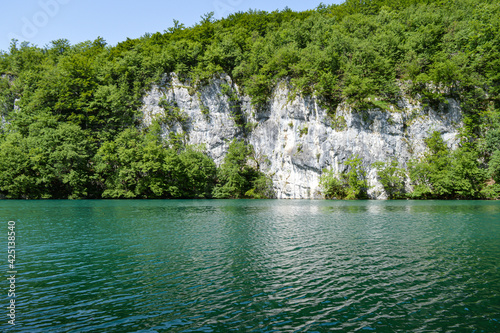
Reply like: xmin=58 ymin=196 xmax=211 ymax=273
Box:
xmin=0 ymin=200 xmax=499 ymax=332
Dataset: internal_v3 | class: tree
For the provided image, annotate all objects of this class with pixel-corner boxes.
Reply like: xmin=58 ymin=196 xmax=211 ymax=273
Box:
xmin=178 ymin=146 xmax=217 ymax=198
xmin=212 ymin=139 xmax=273 ymax=198
xmin=213 ymin=139 xmax=255 ymax=198
xmin=320 ymin=154 xmax=369 ymax=199
xmin=408 ymin=131 xmax=489 ymax=199
xmin=0 ymin=114 xmax=93 ymax=199
xmin=0 ymin=133 xmax=34 ymax=198
xmin=373 ymin=158 xmax=406 ymax=199
xmin=94 ymin=127 xmax=217 ymax=199
xmin=319 ymin=169 xmax=347 ymax=199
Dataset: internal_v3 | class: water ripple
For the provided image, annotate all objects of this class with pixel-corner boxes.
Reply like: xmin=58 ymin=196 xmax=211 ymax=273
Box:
xmin=0 ymin=200 xmax=499 ymax=332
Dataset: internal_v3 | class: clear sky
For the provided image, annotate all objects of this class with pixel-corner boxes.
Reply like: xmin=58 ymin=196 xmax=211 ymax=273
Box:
xmin=0 ymin=0 xmax=343 ymax=52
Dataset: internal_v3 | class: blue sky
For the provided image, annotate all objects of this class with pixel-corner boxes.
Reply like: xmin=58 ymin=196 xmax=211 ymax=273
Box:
xmin=1 ymin=0 xmax=343 ymax=52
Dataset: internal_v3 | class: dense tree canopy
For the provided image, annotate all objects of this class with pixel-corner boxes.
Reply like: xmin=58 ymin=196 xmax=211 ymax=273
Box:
xmin=0 ymin=0 xmax=499 ymax=199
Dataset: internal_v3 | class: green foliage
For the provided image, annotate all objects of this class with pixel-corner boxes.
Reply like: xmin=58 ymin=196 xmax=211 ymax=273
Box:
xmin=0 ymin=113 xmax=93 ymax=199
xmin=0 ymin=76 xmax=15 ymax=117
xmin=1 ymin=0 xmax=498 ymax=115
xmin=1 ymin=0 xmax=500 ymax=199
xmin=487 ymin=150 xmax=500 ymax=183
xmin=373 ymin=159 xmax=406 ymax=199
xmin=212 ymin=139 xmax=254 ymax=198
xmin=94 ymin=128 xmax=153 ymax=198
xmin=329 ymin=114 xmax=347 ymax=131
xmin=408 ymin=131 xmax=453 ymax=199
xmin=343 ymin=155 xmax=370 ymax=199
xmin=158 ymin=98 xmax=189 ymax=129
xmin=0 ymin=132 xmax=31 ymax=198
xmin=219 ymin=83 xmax=245 ymax=127
xmin=213 ymin=139 xmax=274 ymax=199
xmin=299 ymin=126 xmax=308 ymax=137
xmin=178 ymin=146 xmax=218 ymax=198
xmin=197 ymin=92 xmax=210 ymax=118
xmin=94 ymin=128 xmax=216 ymax=199
xmin=320 ymin=154 xmax=369 ymax=200
xmin=485 ymin=128 xmax=500 ymax=154
xmin=319 ymin=169 xmax=347 ymax=199
xmin=245 ymin=174 xmax=275 ymax=199
xmin=408 ymin=131 xmax=489 ymax=199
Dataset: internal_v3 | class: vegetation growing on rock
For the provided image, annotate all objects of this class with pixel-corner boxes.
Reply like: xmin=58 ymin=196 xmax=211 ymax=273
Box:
xmin=0 ymin=0 xmax=499 ymax=199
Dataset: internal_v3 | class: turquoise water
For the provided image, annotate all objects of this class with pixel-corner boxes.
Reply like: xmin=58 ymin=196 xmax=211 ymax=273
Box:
xmin=0 ymin=200 xmax=499 ymax=332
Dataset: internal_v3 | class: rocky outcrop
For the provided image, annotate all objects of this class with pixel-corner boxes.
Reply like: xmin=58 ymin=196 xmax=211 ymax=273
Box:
xmin=141 ymin=74 xmax=463 ymax=199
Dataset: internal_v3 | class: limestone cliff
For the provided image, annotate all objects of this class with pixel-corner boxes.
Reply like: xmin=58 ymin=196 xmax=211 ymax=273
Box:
xmin=141 ymin=74 xmax=463 ymax=199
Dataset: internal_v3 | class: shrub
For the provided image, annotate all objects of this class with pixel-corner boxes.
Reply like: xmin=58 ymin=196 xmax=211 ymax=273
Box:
xmin=320 ymin=154 xmax=369 ymax=199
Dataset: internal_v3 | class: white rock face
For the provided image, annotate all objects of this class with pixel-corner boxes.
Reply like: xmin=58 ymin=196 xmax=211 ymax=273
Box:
xmin=141 ymin=74 xmax=463 ymax=199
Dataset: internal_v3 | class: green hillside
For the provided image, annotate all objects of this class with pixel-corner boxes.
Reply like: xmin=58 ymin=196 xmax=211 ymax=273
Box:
xmin=0 ymin=0 xmax=499 ymax=199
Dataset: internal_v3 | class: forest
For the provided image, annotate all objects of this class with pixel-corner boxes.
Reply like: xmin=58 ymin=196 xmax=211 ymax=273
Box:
xmin=0 ymin=0 xmax=499 ymax=199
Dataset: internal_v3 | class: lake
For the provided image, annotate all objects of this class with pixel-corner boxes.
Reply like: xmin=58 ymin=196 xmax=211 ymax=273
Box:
xmin=0 ymin=200 xmax=499 ymax=332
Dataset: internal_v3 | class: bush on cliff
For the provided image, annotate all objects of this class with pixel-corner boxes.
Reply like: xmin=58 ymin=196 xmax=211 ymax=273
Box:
xmin=320 ymin=155 xmax=369 ymax=200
